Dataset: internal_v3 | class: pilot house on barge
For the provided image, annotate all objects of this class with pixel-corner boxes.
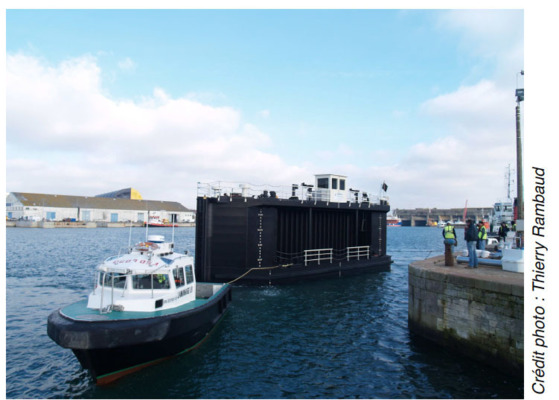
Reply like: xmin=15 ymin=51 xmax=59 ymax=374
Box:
xmin=195 ymin=174 xmax=391 ymax=284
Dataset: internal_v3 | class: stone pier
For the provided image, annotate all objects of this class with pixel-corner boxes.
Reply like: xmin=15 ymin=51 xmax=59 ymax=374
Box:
xmin=408 ymin=255 xmax=523 ymax=376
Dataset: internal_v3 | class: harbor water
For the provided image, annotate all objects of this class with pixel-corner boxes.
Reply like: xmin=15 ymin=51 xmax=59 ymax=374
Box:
xmin=6 ymin=227 xmax=523 ymax=399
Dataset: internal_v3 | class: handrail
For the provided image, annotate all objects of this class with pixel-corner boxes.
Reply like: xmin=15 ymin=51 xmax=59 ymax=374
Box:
xmin=304 ymin=248 xmax=333 ymax=266
xmin=197 ymin=181 xmax=386 ymax=205
xmin=347 ymin=246 xmax=370 ymax=261
xmin=282 ymin=245 xmax=372 ymax=266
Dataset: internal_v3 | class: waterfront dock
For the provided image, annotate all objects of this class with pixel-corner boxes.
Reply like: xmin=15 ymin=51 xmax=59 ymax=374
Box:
xmin=408 ymin=255 xmax=523 ymax=376
xmin=6 ymin=221 xmax=195 ymax=228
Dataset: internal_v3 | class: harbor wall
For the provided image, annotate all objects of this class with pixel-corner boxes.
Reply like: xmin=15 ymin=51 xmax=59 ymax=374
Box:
xmin=6 ymin=221 xmax=195 ymax=228
xmin=408 ymin=256 xmax=523 ymax=376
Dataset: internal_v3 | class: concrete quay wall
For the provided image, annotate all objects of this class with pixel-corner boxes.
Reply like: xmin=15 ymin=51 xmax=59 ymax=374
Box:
xmin=408 ymin=255 xmax=523 ymax=376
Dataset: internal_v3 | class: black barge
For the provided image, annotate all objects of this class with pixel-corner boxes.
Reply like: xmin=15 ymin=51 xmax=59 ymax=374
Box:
xmin=195 ymin=174 xmax=391 ymax=284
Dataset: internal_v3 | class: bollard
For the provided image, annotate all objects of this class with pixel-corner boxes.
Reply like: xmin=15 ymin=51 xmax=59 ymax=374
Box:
xmin=444 ymin=242 xmax=454 ymax=266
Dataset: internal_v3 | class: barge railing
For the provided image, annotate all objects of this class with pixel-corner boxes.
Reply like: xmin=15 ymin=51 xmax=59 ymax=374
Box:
xmin=304 ymin=248 xmax=333 ymax=266
xmin=347 ymin=246 xmax=370 ymax=261
xmin=281 ymin=245 xmax=372 ymax=267
xmin=197 ymin=181 xmax=388 ymax=205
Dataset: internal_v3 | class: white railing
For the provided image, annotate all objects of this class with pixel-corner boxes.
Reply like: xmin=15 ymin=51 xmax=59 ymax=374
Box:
xmin=197 ymin=181 xmax=386 ymax=205
xmin=304 ymin=248 xmax=333 ymax=266
xmin=197 ymin=181 xmax=292 ymax=200
xmin=347 ymin=246 xmax=370 ymax=261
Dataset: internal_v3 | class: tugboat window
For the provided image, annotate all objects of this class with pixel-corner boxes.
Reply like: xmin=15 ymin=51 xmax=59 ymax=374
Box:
xmin=132 ymin=274 xmax=170 ymax=290
xmin=332 ymin=178 xmax=338 ymax=190
xmin=340 ymin=179 xmax=345 ymax=190
xmin=99 ymin=273 xmax=126 ymax=289
xmin=185 ymin=266 xmax=194 ymax=284
xmin=173 ymin=267 xmax=186 ymax=288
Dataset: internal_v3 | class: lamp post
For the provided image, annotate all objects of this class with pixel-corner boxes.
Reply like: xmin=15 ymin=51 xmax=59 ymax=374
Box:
xmin=515 ymin=70 xmax=524 ymax=221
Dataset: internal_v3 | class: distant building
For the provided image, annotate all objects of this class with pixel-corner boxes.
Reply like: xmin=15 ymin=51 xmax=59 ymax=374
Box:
xmin=95 ymin=187 xmax=143 ymax=200
xmin=6 ymin=189 xmax=195 ymax=223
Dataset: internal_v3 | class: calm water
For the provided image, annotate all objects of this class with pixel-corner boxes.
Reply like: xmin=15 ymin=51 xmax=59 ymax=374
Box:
xmin=6 ymin=227 xmax=523 ymax=399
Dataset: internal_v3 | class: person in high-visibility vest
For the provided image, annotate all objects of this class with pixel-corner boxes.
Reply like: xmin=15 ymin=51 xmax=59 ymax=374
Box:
xmin=477 ymin=221 xmax=487 ymax=250
xmin=442 ymin=222 xmax=457 ymax=246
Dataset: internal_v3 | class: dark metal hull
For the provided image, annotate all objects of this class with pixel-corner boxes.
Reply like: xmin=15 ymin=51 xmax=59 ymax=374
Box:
xmin=211 ymin=256 xmax=391 ymax=285
xmin=47 ymin=285 xmax=232 ymax=384
xmin=195 ymin=196 xmax=391 ymax=284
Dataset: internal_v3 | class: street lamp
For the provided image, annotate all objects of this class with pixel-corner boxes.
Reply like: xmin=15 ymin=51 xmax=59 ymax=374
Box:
xmin=515 ymin=69 xmax=524 ymax=223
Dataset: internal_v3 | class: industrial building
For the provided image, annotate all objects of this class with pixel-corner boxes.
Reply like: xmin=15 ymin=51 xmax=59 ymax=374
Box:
xmin=6 ymin=188 xmax=195 ymax=223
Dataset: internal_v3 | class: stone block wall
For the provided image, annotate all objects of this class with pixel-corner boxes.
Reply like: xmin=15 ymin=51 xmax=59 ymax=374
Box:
xmin=408 ymin=259 xmax=523 ymax=376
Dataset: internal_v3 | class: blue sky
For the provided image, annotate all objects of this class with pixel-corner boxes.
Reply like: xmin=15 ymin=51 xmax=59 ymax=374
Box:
xmin=6 ymin=8 xmax=530 ymax=209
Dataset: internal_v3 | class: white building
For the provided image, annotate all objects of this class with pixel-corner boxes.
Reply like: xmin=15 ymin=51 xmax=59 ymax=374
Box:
xmin=6 ymin=190 xmax=195 ymax=223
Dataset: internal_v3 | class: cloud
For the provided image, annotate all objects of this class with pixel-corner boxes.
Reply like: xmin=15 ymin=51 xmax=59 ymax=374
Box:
xmin=420 ymin=80 xmax=514 ymax=133
xmin=6 ymin=53 xmax=305 ymax=208
xmin=383 ymin=80 xmax=517 ymax=208
xmin=436 ymin=10 xmax=524 ymax=82
xmin=118 ymin=57 xmax=136 ymax=71
xmin=437 ymin=10 xmax=523 ymax=58
xmin=6 ymin=10 xmax=523 ymax=213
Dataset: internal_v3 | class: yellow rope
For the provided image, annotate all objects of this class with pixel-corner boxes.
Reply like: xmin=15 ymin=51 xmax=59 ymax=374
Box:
xmin=227 ymin=263 xmax=293 ymax=284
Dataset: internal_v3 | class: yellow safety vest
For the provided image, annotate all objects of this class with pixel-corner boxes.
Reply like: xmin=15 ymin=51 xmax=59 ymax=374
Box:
xmin=478 ymin=226 xmax=487 ymax=240
xmin=444 ymin=226 xmax=455 ymax=239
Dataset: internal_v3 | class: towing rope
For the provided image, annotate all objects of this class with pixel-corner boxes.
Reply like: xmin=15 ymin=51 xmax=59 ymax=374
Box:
xmin=226 ymin=263 xmax=293 ymax=284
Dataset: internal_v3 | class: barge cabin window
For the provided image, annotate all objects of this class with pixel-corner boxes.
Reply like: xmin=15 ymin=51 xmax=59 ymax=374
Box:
xmin=316 ymin=176 xmax=346 ymax=190
xmin=317 ymin=178 xmax=329 ymax=189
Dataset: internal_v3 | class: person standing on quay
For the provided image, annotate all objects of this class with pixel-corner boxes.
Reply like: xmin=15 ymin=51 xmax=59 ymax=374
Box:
xmin=477 ymin=221 xmax=487 ymax=250
xmin=465 ymin=219 xmax=478 ymax=268
xmin=442 ymin=221 xmax=457 ymax=246
xmin=498 ymin=221 xmax=509 ymax=242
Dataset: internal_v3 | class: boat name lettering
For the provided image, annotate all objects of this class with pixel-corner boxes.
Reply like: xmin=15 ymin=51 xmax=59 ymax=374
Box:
xmin=111 ymin=259 xmax=159 ymax=267
xmin=163 ymin=286 xmax=193 ymax=304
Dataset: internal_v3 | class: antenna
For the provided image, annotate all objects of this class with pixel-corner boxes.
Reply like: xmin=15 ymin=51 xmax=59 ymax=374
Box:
xmin=171 ymin=213 xmax=175 ymax=244
xmin=505 ymin=164 xmax=515 ymax=200
xmin=128 ymin=221 xmax=133 ymax=248
xmin=506 ymin=164 xmax=511 ymax=200
xmin=145 ymin=208 xmax=149 ymax=241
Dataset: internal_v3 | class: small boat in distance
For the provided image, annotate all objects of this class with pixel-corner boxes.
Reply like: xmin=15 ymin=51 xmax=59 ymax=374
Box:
xmin=387 ymin=215 xmax=402 ymax=227
xmin=145 ymin=215 xmax=178 ymax=227
xmin=47 ymin=234 xmax=232 ymax=385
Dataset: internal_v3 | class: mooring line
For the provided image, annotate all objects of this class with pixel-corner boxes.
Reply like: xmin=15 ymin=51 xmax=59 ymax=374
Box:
xmin=226 ymin=263 xmax=293 ymax=284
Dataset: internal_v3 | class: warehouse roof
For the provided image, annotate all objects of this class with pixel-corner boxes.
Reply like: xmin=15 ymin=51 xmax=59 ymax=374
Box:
xmin=10 ymin=192 xmax=191 ymax=212
xmin=96 ymin=188 xmax=143 ymax=200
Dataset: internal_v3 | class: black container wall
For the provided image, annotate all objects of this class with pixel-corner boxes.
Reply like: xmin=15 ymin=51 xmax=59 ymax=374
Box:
xmin=195 ymin=196 xmax=390 ymax=284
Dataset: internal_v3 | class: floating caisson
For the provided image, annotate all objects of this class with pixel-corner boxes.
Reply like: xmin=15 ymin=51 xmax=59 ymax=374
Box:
xmin=195 ymin=174 xmax=391 ymax=284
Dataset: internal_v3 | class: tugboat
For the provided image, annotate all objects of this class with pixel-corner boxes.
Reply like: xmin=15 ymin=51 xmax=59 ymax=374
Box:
xmin=47 ymin=234 xmax=232 ymax=385
xmin=195 ymin=174 xmax=391 ymax=284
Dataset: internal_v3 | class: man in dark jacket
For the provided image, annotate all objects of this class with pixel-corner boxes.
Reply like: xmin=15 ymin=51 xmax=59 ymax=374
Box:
xmin=498 ymin=222 xmax=509 ymax=242
xmin=464 ymin=219 xmax=478 ymax=268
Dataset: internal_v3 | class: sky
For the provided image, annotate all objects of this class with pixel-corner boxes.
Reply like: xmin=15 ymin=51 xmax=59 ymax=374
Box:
xmin=2 ymin=5 xmax=539 ymax=211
